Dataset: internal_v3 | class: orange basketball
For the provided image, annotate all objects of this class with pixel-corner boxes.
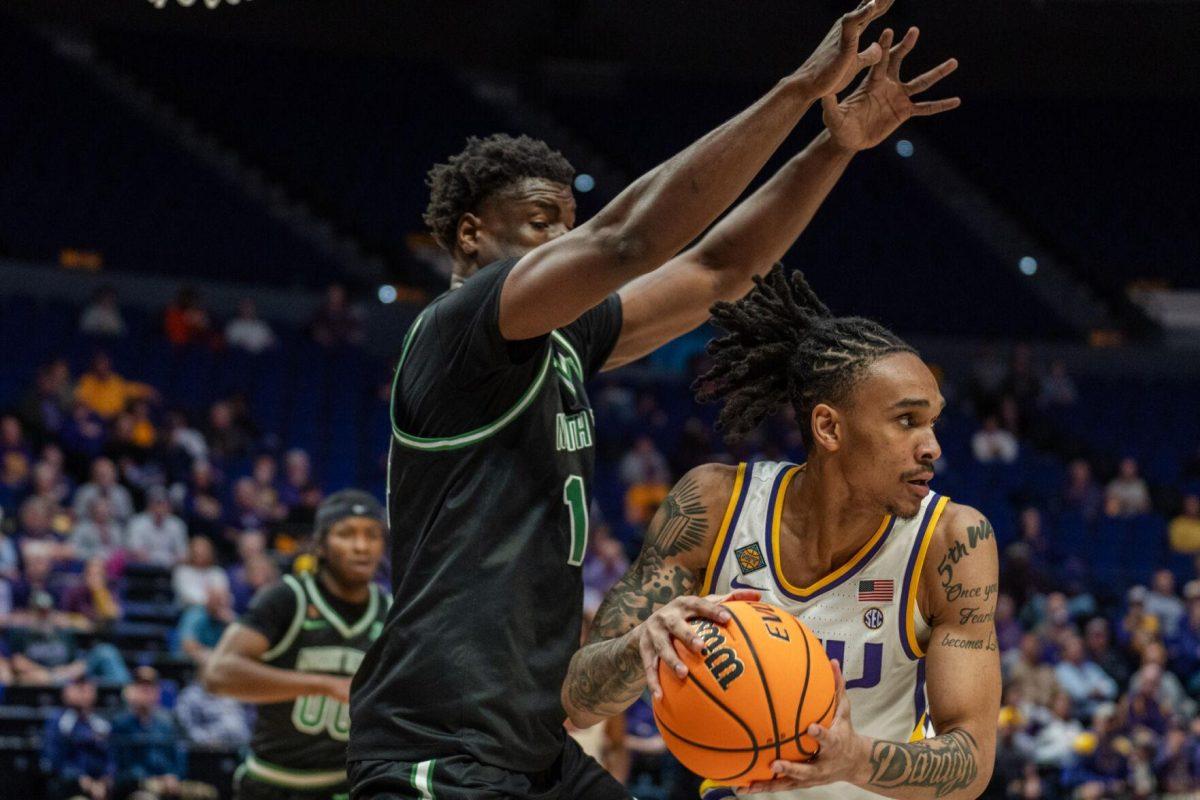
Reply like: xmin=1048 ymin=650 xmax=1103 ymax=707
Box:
xmin=651 ymin=600 xmax=837 ymax=784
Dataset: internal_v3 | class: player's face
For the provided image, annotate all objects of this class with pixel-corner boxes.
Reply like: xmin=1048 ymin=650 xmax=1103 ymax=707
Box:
xmin=322 ymin=517 xmax=386 ymax=586
xmin=469 ymin=178 xmax=576 ymax=264
xmin=840 ymin=352 xmax=943 ymax=520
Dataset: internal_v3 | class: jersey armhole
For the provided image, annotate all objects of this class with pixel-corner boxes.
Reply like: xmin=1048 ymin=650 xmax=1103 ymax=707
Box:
xmin=261 ymin=575 xmax=306 ymax=662
xmin=900 ymin=495 xmax=951 ymax=660
xmin=699 ymin=463 xmax=752 ymax=595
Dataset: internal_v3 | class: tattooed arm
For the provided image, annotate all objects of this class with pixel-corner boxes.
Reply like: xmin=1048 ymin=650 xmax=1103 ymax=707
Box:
xmin=752 ymin=504 xmax=1000 ymax=799
xmin=561 ymin=464 xmax=754 ymax=728
xmin=861 ymin=504 xmax=1001 ymax=799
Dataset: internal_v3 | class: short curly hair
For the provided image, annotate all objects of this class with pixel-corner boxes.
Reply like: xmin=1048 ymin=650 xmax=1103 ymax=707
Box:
xmin=423 ymin=133 xmax=575 ymax=251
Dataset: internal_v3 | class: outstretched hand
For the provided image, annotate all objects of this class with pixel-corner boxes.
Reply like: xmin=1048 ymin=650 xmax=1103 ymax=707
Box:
xmin=795 ymin=0 xmax=896 ymax=100
xmin=822 ymin=27 xmax=960 ymax=152
xmin=741 ymin=660 xmax=872 ymax=794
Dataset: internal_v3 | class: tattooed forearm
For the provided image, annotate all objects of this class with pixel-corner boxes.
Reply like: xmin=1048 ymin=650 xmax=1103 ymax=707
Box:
xmin=867 ymin=729 xmax=979 ymax=798
xmin=936 ymin=518 xmax=994 ymax=603
xmin=566 ymin=634 xmax=644 ymax=716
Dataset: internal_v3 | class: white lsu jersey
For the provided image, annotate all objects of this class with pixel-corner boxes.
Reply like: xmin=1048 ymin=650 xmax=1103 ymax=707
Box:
xmin=698 ymin=461 xmax=949 ymax=800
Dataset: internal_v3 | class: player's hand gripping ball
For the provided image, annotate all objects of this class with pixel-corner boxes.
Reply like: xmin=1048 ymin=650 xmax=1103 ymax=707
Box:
xmin=650 ymin=600 xmax=838 ymax=784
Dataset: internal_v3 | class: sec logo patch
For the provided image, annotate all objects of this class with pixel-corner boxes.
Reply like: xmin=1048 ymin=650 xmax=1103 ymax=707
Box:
xmin=863 ymin=607 xmax=885 ymax=630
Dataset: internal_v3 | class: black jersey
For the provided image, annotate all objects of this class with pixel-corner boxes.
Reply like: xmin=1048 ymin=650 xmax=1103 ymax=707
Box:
xmin=240 ymin=572 xmax=390 ymax=791
xmin=348 ymin=258 xmax=622 ymax=773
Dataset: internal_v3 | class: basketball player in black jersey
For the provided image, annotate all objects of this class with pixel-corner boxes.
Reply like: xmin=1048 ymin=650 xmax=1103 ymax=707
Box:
xmin=203 ymin=490 xmax=390 ymax=800
xmin=349 ymin=2 xmax=962 ymax=797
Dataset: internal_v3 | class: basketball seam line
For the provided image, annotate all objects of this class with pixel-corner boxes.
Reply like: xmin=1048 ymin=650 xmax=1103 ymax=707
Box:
xmin=793 ymin=620 xmax=813 ymax=754
xmin=726 ymin=610 xmax=782 ymax=766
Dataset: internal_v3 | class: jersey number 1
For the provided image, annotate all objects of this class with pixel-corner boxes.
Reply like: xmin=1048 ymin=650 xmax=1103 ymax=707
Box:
xmin=563 ymin=475 xmax=588 ymax=566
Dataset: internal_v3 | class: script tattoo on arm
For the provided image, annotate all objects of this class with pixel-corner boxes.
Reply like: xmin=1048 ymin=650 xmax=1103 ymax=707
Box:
xmin=867 ymin=728 xmax=979 ymax=798
xmin=936 ymin=518 xmax=994 ymax=603
xmin=565 ymin=477 xmax=709 ymax=715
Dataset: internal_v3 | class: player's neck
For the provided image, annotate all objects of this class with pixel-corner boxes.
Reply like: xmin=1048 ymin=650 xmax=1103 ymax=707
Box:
xmin=779 ymin=460 xmax=887 ymax=575
xmin=316 ymin=567 xmax=371 ymax=605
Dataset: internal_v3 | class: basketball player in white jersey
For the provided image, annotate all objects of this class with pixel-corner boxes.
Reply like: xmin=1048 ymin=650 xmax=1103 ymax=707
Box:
xmin=562 ymin=267 xmax=1000 ymax=799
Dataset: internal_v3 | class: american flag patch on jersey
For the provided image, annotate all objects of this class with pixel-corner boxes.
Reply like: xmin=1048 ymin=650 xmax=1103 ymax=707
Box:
xmin=858 ymin=579 xmax=895 ymax=602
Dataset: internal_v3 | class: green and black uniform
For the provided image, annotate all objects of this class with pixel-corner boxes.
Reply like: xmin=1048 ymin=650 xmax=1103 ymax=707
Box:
xmin=236 ymin=572 xmax=390 ymax=800
xmin=348 ymin=258 xmax=630 ymax=799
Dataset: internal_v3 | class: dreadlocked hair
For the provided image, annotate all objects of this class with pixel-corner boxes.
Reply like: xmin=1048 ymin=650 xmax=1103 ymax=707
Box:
xmin=693 ymin=264 xmax=917 ymax=447
xmin=423 ymin=133 xmax=575 ymax=251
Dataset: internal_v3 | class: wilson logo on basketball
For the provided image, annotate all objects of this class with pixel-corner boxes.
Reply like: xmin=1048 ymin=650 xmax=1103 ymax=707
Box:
xmin=693 ymin=619 xmax=745 ymax=690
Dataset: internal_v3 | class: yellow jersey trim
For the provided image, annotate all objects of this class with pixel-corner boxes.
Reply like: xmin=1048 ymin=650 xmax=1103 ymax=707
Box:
xmin=700 ymin=463 xmax=747 ymax=595
xmin=905 ymin=495 xmax=950 ymax=658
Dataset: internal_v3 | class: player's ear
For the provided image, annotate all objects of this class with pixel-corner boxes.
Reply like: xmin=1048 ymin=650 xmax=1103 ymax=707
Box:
xmin=811 ymin=403 xmax=841 ymax=452
xmin=457 ymin=212 xmax=483 ymax=256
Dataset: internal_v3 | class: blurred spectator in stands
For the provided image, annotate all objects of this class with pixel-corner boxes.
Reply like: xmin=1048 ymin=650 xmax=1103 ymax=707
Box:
xmin=1005 ymin=632 xmax=1059 ymax=708
xmin=62 ymin=400 xmax=108 ymax=463
xmin=1000 ymin=543 xmax=1043 ymax=612
xmin=164 ymin=410 xmax=208 ymax=470
xmin=310 ymin=283 xmax=365 ymax=348
xmin=1015 ymin=690 xmax=1084 ymax=768
xmin=228 ymin=476 xmax=269 ymax=534
xmin=74 ymin=456 xmax=135 ymax=524
xmin=1131 ymin=640 xmax=1195 ymax=720
xmin=968 ymin=345 xmax=1008 ymax=417
xmin=16 ymin=497 xmax=73 ymax=563
xmin=988 ymin=705 xmax=1030 ymax=799
xmin=70 ymin=495 xmax=127 ymax=565
xmin=1003 ymin=343 xmax=1040 ymax=429
xmin=1119 ymin=585 xmax=1161 ymax=656
xmin=173 ymin=535 xmax=229 ymax=607
xmin=1056 ymin=632 xmax=1119 ymax=719
xmin=1063 ymin=705 xmax=1130 ymax=797
xmin=994 ymin=593 xmax=1023 ymax=653
xmin=1062 ymin=458 xmax=1104 ymax=522
xmin=127 ymin=486 xmax=188 ymax=569
xmin=0 ymin=414 xmax=33 ymax=512
xmin=175 ymin=677 xmax=251 ymax=748
xmin=1153 ymin=720 xmax=1200 ymax=796
xmin=74 ymin=351 xmax=159 ymax=421
xmin=1169 ymin=581 xmax=1200 ymax=693
xmin=230 ymin=551 xmax=279 ymax=615
xmin=1105 ymin=457 xmax=1152 ymax=517
xmin=283 ymin=483 xmax=324 ymax=532
xmin=250 ymin=454 xmax=286 ymax=521
xmin=971 ymin=414 xmax=1019 ymax=465
xmin=1170 ymin=494 xmax=1200 ymax=555
xmin=279 ymin=448 xmax=316 ymax=509
xmin=582 ymin=524 xmax=629 ymax=614
xmin=30 ymin=459 xmax=74 ymax=529
xmin=42 ymin=676 xmax=114 ymax=800
xmin=620 ymin=436 xmax=671 ymax=525
xmin=175 ymin=584 xmax=234 ymax=664
xmin=1146 ymin=569 xmax=1186 ymax=639
xmin=8 ymin=590 xmax=130 ymax=684
xmin=79 ymin=285 xmax=126 ymax=338
xmin=128 ymin=399 xmax=158 ymax=450
xmin=205 ymin=399 xmax=251 ymax=463
xmin=671 ymin=417 xmax=715 ymax=477
xmin=62 ymin=557 xmax=122 ymax=626
xmin=225 ymin=297 xmax=276 ymax=354
xmin=1039 ymin=358 xmax=1078 ymax=409
xmin=8 ymin=548 xmax=61 ymax=608
xmin=112 ymin=666 xmax=187 ymax=800
xmin=1126 ymin=662 xmax=1171 ymax=736
xmin=163 ymin=286 xmax=213 ymax=348
xmin=20 ymin=359 xmax=73 ymax=439
xmin=0 ymin=520 xmax=17 ymax=581
xmin=1085 ymin=617 xmax=1132 ymax=690
xmin=175 ymin=459 xmax=223 ymax=540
